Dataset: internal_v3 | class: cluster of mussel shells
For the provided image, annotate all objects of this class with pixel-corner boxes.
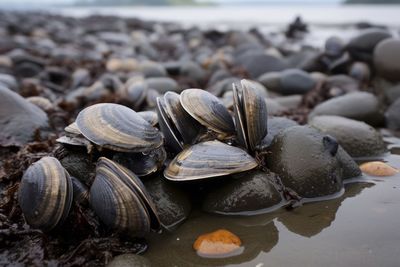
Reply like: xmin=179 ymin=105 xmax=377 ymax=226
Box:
xmin=17 ymin=79 xmax=346 ymax=237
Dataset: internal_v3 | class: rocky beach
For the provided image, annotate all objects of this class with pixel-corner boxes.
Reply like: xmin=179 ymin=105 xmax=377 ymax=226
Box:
xmin=0 ymin=9 xmax=400 ymax=266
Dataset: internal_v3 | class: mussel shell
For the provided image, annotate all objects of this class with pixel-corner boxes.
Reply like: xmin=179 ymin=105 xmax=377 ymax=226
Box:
xmin=138 ymin=111 xmax=158 ymax=127
xmin=164 ymin=141 xmax=258 ymax=181
xmin=76 ymin=103 xmax=163 ymax=152
xmin=112 ymin=146 xmax=167 ymax=177
xmin=18 ymin=157 xmax=73 ymax=231
xmin=180 ymin=89 xmax=235 ymax=136
xmin=156 ymin=96 xmax=183 ymax=153
xmin=90 ymin=158 xmax=160 ymax=236
xmin=233 ymin=80 xmax=268 ymax=153
xmin=233 ymin=82 xmax=249 ymax=151
xmin=242 ymin=80 xmax=268 ymax=152
xmin=65 ymin=122 xmax=81 ymax=136
xmin=56 ymin=135 xmax=92 ymax=149
xmin=164 ymin=91 xmax=203 ymax=146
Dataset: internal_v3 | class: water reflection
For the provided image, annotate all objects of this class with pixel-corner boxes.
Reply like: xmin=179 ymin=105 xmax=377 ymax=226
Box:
xmin=146 ymin=181 xmax=376 ymax=266
xmin=147 ymin=213 xmax=278 ymax=266
xmin=277 ymin=182 xmax=374 ymax=238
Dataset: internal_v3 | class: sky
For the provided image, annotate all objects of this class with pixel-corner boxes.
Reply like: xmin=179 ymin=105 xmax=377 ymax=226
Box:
xmin=0 ymin=0 xmax=341 ymax=4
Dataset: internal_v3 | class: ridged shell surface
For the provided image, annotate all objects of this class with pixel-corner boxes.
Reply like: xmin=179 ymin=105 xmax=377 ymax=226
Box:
xmin=164 ymin=141 xmax=258 ymax=181
xmin=76 ymin=103 xmax=162 ymax=152
xmin=18 ymin=157 xmax=73 ymax=231
xmin=180 ymin=89 xmax=235 ymax=135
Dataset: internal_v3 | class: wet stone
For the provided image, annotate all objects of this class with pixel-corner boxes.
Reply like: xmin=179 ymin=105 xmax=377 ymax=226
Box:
xmin=347 ymin=28 xmax=392 ymax=62
xmin=374 ymin=38 xmax=400 ymax=82
xmin=309 ymin=115 xmax=386 ymax=157
xmin=385 ymin=98 xmax=400 ymax=130
xmin=107 ymin=254 xmax=151 ymax=267
xmin=0 ymin=86 xmax=49 ymax=146
xmin=267 ymin=126 xmax=348 ymax=198
xmin=259 ymin=69 xmax=315 ymax=95
xmin=202 ymin=170 xmax=283 ymax=215
xmin=308 ymin=92 xmax=383 ymax=126
xmin=143 ymin=177 xmax=191 ymax=230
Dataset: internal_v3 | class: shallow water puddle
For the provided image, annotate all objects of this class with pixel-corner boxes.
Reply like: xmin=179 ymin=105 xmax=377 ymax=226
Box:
xmin=145 ymin=152 xmax=400 ymax=267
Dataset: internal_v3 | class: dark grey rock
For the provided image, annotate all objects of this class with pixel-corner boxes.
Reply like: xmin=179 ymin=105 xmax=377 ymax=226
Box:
xmin=309 ymin=92 xmax=383 ymax=126
xmin=146 ymin=77 xmax=179 ymax=94
xmin=107 ymin=254 xmax=151 ymax=267
xmin=260 ymin=116 xmax=299 ymax=149
xmin=0 ymin=86 xmax=49 ymax=146
xmin=385 ymin=98 xmax=400 ymax=130
xmin=374 ymin=38 xmax=400 ymax=82
xmin=325 ymin=36 xmax=345 ymax=58
xmin=267 ymin=126 xmax=350 ymax=198
xmin=347 ymin=28 xmax=392 ymax=62
xmin=236 ymin=52 xmax=287 ymax=79
xmin=202 ymin=170 xmax=282 ymax=215
xmin=309 ymin=115 xmax=386 ymax=157
xmin=259 ymin=69 xmax=315 ymax=95
xmin=144 ymin=177 xmax=191 ymax=230
xmin=384 ymin=84 xmax=400 ymax=105
xmin=180 ymin=61 xmax=207 ymax=85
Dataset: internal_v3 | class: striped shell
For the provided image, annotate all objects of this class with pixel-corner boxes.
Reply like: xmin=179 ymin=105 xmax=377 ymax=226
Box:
xmin=164 ymin=141 xmax=258 ymax=181
xmin=18 ymin=157 xmax=73 ymax=231
xmin=76 ymin=103 xmax=162 ymax=152
xmin=180 ymin=89 xmax=235 ymax=136
xmin=90 ymin=157 xmax=160 ymax=237
xmin=233 ymin=80 xmax=268 ymax=153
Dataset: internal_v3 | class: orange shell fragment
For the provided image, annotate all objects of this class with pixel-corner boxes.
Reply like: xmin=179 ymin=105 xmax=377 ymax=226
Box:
xmin=360 ymin=161 xmax=399 ymax=177
xmin=193 ymin=229 xmax=242 ymax=256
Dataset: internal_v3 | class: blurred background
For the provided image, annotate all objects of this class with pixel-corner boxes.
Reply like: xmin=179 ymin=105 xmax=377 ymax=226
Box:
xmin=0 ymin=0 xmax=399 ymax=28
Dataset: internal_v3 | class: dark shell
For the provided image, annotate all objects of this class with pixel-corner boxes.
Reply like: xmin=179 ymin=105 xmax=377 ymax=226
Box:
xmin=180 ymin=89 xmax=235 ymax=136
xmin=76 ymin=103 xmax=163 ymax=152
xmin=18 ymin=157 xmax=73 ymax=231
xmin=156 ymin=96 xmax=183 ymax=153
xmin=241 ymin=80 xmax=268 ymax=152
xmin=233 ymin=80 xmax=268 ymax=152
xmin=164 ymin=141 xmax=258 ymax=181
xmin=90 ymin=158 xmax=160 ymax=237
xmin=112 ymin=146 xmax=167 ymax=177
xmin=164 ymin=91 xmax=203 ymax=146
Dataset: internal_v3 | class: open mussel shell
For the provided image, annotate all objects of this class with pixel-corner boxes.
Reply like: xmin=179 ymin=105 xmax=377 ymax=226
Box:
xmin=180 ymin=89 xmax=235 ymax=136
xmin=90 ymin=157 xmax=161 ymax=237
xmin=18 ymin=157 xmax=73 ymax=232
xmin=164 ymin=91 xmax=203 ymax=146
xmin=164 ymin=140 xmax=258 ymax=181
xmin=233 ymin=80 xmax=268 ymax=153
xmin=233 ymin=82 xmax=248 ymax=151
xmin=76 ymin=103 xmax=163 ymax=152
xmin=156 ymin=96 xmax=183 ymax=153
